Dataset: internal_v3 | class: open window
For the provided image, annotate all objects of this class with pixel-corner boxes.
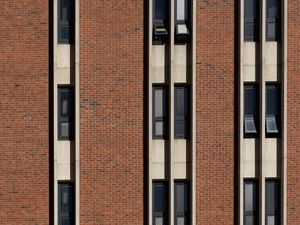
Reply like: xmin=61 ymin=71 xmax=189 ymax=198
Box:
xmin=244 ymin=84 xmax=259 ymax=137
xmin=266 ymin=0 xmax=281 ymax=41
xmin=266 ymin=84 xmax=281 ymax=136
xmin=153 ymin=0 xmax=169 ymax=44
xmin=175 ymin=0 xmax=190 ymax=43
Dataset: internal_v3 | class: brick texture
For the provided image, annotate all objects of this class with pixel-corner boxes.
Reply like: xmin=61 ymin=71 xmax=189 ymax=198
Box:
xmin=0 ymin=1 xmax=49 ymax=225
xmin=79 ymin=0 xmax=145 ymax=224
xmin=196 ymin=0 xmax=236 ymax=224
xmin=287 ymin=0 xmax=300 ymax=224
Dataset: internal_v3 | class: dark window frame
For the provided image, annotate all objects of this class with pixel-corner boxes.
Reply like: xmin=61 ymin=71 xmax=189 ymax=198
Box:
xmin=174 ymin=0 xmax=191 ymax=43
xmin=244 ymin=0 xmax=259 ymax=42
xmin=243 ymin=179 xmax=259 ymax=225
xmin=58 ymin=0 xmax=74 ymax=44
xmin=266 ymin=0 xmax=281 ymax=42
xmin=58 ymin=181 xmax=75 ymax=225
xmin=265 ymin=179 xmax=281 ymax=225
xmin=174 ymin=84 xmax=190 ymax=139
xmin=153 ymin=85 xmax=168 ymax=139
xmin=265 ymin=83 xmax=281 ymax=137
xmin=244 ymin=83 xmax=259 ymax=138
xmin=58 ymin=86 xmax=75 ymax=140
xmin=153 ymin=0 xmax=169 ymax=44
xmin=153 ymin=181 xmax=168 ymax=225
xmin=174 ymin=180 xmax=190 ymax=225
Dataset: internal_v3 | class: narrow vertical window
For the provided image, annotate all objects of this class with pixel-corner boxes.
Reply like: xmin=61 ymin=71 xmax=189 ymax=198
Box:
xmin=58 ymin=182 xmax=75 ymax=225
xmin=266 ymin=84 xmax=281 ymax=136
xmin=175 ymin=0 xmax=190 ymax=43
xmin=58 ymin=87 xmax=74 ymax=140
xmin=244 ymin=0 xmax=259 ymax=41
xmin=58 ymin=0 xmax=74 ymax=43
xmin=153 ymin=0 xmax=169 ymax=44
xmin=266 ymin=180 xmax=281 ymax=225
xmin=175 ymin=182 xmax=190 ymax=225
xmin=153 ymin=86 xmax=167 ymax=139
xmin=153 ymin=182 xmax=168 ymax=225
xmin=174 ymin=85 xmax=189 ymax=139
xmin=266 ymin=0 xmax=281 ymax=41
xmin=244 ymin=180 xmax=258 ymax=225
xmin=244 ymin=84 xmax=259 ymax=136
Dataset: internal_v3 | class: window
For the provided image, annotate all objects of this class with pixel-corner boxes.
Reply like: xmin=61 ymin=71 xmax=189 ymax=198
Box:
xmin=58 ymin=0 xmax=74 ymax=43
xmin=244 ymin=0 xmax=259 ymax=41
xmin=153 ymin=86 xmax=167 ymax=139
xmin=175 ymin=182 xmax=190 ymax=225
xmin=175 ymin=0 xmax=190 ymax=43
xmin=58 ymin=182 xmax=74 ymax=225
xmin=153 ymin=182 xmax=168 ymax=225
xmin=244 ymin=84 xmax=259 ymax=136
xmin=244 ymin=180 xmax=258 ymax=225
xmin=266 ymin=84 xmax=281 ymax=136
xmin=266 ymin=0 xmax=281 ymax=41
xmin=58 ymin=87 xmax=74 ymax=140
xmin=265 ymin=180 xmax=280 ymax=225
xmin=174 ymin=85 xmax=189 ymax=139
xmin=153 ymin=0 xmax=169 ymax=44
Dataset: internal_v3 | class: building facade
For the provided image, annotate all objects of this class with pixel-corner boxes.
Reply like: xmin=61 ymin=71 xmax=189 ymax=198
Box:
xmin=0 ymin=0 xmax=299 ymax=225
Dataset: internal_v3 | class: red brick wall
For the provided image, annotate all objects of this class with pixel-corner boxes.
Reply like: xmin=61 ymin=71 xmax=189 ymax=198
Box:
xmin=287 ymin=0 xmax=300 ymax=224
xmin=79 ymin=0 xmax=145 ymax=224
xmin=196 ymin=1 xmax=236 ymax=224
xmin=0 ymin=1 xmax=50 ymax=224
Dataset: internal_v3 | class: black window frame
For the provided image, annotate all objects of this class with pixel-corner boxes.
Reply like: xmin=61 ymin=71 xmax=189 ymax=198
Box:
xmin=174 ymin=181 xmax=190 ymax=225
xmin=58 ymin=0 xmax=75 ymax=44
xmin=266 ymin=0 xmax=281 ymax=42
xmin=244 ymin=0 xmax=259 ymax=42
xmin=244 ymin=83 xmax=259 ymax=138
xmin=153 ymin=181 xmax=168 ymax=225
xmin=153 ymin=0 xmax=169 ymax=44
xmin=153 ymin=85 xmax=168 ymax=139
xmin=174 ymin=0 xmax=191 ymax=43
xmin=58 ymin=86 xmax=75 ymax=140
xmin=265 ymin=179 xmax=281 ymax=225
xmin=174 ymin=85 xmax=190 ymax=139
xmin=58 ymin=182 xmax=75 ymax=225
xmin=244 ymin=179 xmax=259 ymax=225
xmin=265 ymin=83 xmax=281 ymax=137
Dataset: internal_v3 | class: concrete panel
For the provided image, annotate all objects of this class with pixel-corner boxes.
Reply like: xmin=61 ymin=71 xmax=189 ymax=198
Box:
xmin=264 ymin=42 xmax=282 ymax=82
xmin=152 ymin=163 xmax=165 ymax=179
xmin=56 ymin=141 xmax=74 ymax=180
xmin=242 ymin=138 xmax=258 ymax=178
xmin=243 ymin=66 xmax=257 ymax=82
xmin=151 ymin=140 xmax=165 ymax=164
xmin=173 ymin=45 xmax=187 ymax=83
xmin=55 ymin=68 xmax=75 ymax=85
xmin=174 ymin=163 xmax=188 ymax=179
xmin=264 ymin=138 xmax=280 ymax=178
xmin=173 ymin=139 xmax=188 ymax=163
xmin=151 ymin=46 xmax=165 ymax=83
xmin=243 ymin=43 xmax=259 ymax=82
xmin=56 ymin=45 xmax=72 ymax=69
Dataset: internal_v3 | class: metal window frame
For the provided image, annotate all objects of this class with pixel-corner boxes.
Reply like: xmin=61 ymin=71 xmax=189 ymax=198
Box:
xmin=174 ymin=84 xmax=190 ymax=139
xmin=58 ymin=86 xmax=75 ymax=140
xmin=152 ymin=0 xmax=169 ymax=44
xmin=265 ymin=179 xmax=281 ymax=225
xmin=265 ymin=83 xmax=281 ymax=137
xmin=153 ymin=181 xmax=168 ymax=225
xmin=266 ymin=0 xmax=281 ymax=42
xmin=243 ymin=179 xmax=259 ymax=225
xmin=174 ymin=180 xmax=190 ymax=225
xmin=244 ymin=83 xmax=259 ymax=137
xmin=58 ymin=181 xmax=75 ymax=225
xmin=58 ymin=0 xmax=74 ymax=44
xmin=174 ymin=0 xmax=191 ymax=44
xmin=244 ymin=0 xmax=260 ymax=42
xmin=153 ymin=85 xmax=168 ymax=139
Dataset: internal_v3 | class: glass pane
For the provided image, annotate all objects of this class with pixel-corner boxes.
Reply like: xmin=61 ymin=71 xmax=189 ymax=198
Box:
xmin=267 ymin=215 xmax=275 ymax=225
xmin=176 ymin=184 xmax=184 ymax=212
xmin=266 ymin=116 xmax=279 ymax=133
xmin=177 ymin=0 xmax=186 ymax=21
xmin=177 ymin=216 xmax=185 ymax=225
xmin=245 ymin=22 xmax=254 ymax=40
xmin=155 ymin=217 xmax=163 ymax=225
xmin=62 ymin=191 xmax=68 ymax=205
xmin=155 ymin=89 xmax=164 ymax=117
xmin=245 ymin=183 xmax=254 ymax=212
xmin=61 ymin=0 xmax=69 ymax=21
xmin=245 ymin=215 xmax=254 ymax=225
xmin=155 ymin=0 xmax=167 ymax=21
xmin=175 ymin=120 xmax=185 ymax=137
xmin=155 ymin=121 xmax=164 ymax=137
xmin=61 ymin=122 xmax=69 ymax=138
xmin=62 ymin=218 xmax=71 ymax=225
xmin=266 ymin=182 xmax=276 ymax=212
xmin=266 ymin=85 xmax=280 ymax=115
xmin=175 ymin=88 xmax=186 ymax=116
xmin=245 ymin=0 xmax=255 ymax=18
xmin=244 ymin=85 xmax=257 ymax=116
xmin=267 ymin=23 xmax=276 ymax=41
xmin=154 ymin=183 xmax=166 ymax=212
xmin=267 ymin=0 xmax=278 ymax=18
xmin=62 ymin=99 xmax=69 ymax=116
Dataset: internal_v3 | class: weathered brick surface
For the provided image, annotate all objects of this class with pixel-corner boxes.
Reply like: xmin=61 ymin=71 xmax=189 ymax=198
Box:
xmin=0 ymin=1 xmax=49 ymax=224
xmin=288 ymin=1 xmax=300 ymax=224
xmin=79 ymin=0 xmax=145 ymax=224
xmin=196 ymin=1 xmax=236 ymax=224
